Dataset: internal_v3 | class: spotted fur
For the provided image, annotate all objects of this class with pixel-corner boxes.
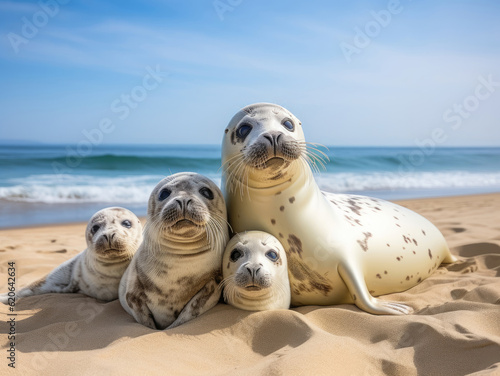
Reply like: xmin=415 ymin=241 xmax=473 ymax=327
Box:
xmin=222 ymin=103 xmax=457 ymax=315
xmin=119 ymin=173 xmax=229 ymax=330
xmin=0 ymin=207 xmax=143 ymax=304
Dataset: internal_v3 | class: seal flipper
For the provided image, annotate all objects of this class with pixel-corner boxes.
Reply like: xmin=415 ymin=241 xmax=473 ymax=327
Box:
xmin=0 ymin=293 xmax=9 ymax=304
xmin=124 ymin=292 xmax=157 ymax=330
xmin=167 ymin=278 xmax=221 ymax=329
xmin=338 ymin=262 xmax=413 ymax=315
xmin=0 ymin=257 xmax=79 ymax=304
xmin=442 ymin=252 xmax=458 ymax=264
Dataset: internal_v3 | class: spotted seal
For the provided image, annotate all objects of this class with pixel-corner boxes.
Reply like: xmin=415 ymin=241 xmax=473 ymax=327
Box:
xmin=221 ymin=231 xmax=290 ymax=311
xmin=119 ymin=172 xmax=229 ymax=329
xmin=0 ymin=207 xmax=143 ymax=304
xmin=221 ymin=103 xmax=457 ymax=315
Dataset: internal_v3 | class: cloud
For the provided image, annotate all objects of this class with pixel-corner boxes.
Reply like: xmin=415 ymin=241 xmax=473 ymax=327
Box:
xmin=0 ymin=1 xmax=499 ymax=145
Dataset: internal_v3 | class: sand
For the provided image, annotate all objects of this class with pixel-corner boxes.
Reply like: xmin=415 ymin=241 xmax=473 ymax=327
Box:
xmin=1 ymin=193 xmax=500 ymax=375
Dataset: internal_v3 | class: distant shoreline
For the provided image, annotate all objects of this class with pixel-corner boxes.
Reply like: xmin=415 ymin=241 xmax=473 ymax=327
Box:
xmin=1 ymin=191 xmax=500 ymax=229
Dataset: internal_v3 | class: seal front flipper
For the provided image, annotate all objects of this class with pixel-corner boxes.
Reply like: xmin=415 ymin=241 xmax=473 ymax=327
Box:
xmin=338 ymin=262 xmax=414 ymax=315
xmin=0 ymin=293 xmax=10 ymax=304
xmin=167 ymin=278 xmax=220 ymax=329
xmin=124 ymin=290 xmax=158 ymax=329
xmin=1 ymin=258 xmax=78 ymax=304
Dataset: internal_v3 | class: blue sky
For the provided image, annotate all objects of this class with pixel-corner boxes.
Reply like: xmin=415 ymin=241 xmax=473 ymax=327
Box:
xmin=0 ymin=0 xmax=499 ymax=146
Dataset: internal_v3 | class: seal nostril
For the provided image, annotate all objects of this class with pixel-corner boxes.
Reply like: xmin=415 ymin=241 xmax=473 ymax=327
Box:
xmin=264 ymin=134 xmax=274 ymax=145
xmin=276 ymin=133 xmax=282 ymax=144
xmin=176 ymin=199 xmax=183 ymax=209
xmin=246 ymin=267 xmax=253 ymax=277
xmin=103 ymin=234 xmax=109 ymax=242
xmin=111 ymin=233 xmax=115 ymax=240
xmin=186 ymin=199 xmax=192 ymax=207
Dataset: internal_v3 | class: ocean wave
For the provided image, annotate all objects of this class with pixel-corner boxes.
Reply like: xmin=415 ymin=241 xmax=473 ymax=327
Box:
xmin=3 ymin=147 xmax=500 ymax=174
xmin=0 ymin=153 xmax=222 ymax=172
xmin=0 ymin=184 xmax=152 ymax=204
xmin=1 ymin=171 xmax=499 ymax=204
xmin=316 ymin=171 xmax=500 ymax=192
xmin=0 ymin=174 xmax=222 ymax=204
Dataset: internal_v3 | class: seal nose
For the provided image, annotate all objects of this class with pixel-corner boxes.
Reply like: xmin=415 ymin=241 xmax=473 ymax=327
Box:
xmin=263 ymin=132 xmax=282 ymax=156
xmin=263 ymin=132 xmax=282 ymax=146
xmin=176 ymin=198 xmax=193 ymax=216
xmin=245 ymin=264 xmax=262 ymax=279
xmin=102 ymin=232 xmax=115 ymax=247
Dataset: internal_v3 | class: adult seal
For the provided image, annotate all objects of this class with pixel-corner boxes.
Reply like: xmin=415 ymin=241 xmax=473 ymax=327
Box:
xmin=119 ymin=172 xmax=229 ymax=329
xmin=222 ymin=231 xmax=290 ymax=311
xmin=0 ymin=207 xmax=143 ymax=304
xmin=221 ymin=103 xmax=457 ymax=315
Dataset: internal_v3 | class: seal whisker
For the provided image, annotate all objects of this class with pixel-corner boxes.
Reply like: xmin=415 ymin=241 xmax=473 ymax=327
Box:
xmin=297 ymin=142 xmax=329 ymax=171
xmin=299 ymin=141 xmax=330 ymax=159
xmin=225 ymin=155 xmax=245 ymax=182
xmin=298 ymin=145 xmax=321 ymax=169
xmin=301 ymin=154 xmax=320 ymax=174
xmin=221 ymin=276 xmax=240 ymax=303
xmin=210 ymin=212 xmax=234 ymax=234
xmin=225 ymin=156 xmax=248 ymax=196
xmin=303 ymin=142 xmax=330 ymax=161
xmin=301 ymin=145 xmax=328 ymax=170
xmin=220 ymin=153 xmax=245 ymax=173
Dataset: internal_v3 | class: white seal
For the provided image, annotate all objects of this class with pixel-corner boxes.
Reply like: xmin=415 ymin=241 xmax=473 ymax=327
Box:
xmin=221 ymin=231 xmax=290 ymax=311
xmin=221 ymin=103 xmax=457 ymax=315
xmin=1 ymin=207 xmax=143 ymax=304
xmin=119 ymin=172 xmax=229 ymax=329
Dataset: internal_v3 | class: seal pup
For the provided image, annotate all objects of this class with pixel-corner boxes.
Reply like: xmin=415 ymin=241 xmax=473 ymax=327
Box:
xmin=0 ymin=207 xmax=143 ymax=304
xmin=119 ymin=172 xmax=229 ymax=330
xmin=221 ymin=103 xmax=457 ymax=315
xmin=222 ymin=231 xmax=290 ymax=311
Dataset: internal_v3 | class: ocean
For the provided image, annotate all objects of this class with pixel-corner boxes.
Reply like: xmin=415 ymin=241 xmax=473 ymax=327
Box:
xmin=1 ymin=144 xmax=499 ymax=228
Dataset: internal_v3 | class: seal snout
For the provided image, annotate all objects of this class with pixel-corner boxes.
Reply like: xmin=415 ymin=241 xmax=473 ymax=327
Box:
xmin=175 ymin=198 xmax=192 ymax=212
xmin=263 ymin=131 xmax=283 ymax=157
xmin=234 ymin=261 xmax=272 ymax=291
xmin=162 ymin=195 xmax=207 ymax=228
xmin=245 ymin=262 xmax=262 ymax=278
xmin=246 ymin=131 xmax=301 ymax=169
xmin=98 ymin=231 xmax=121 ymax=253
xmin=102 ymin=232 xmax=116 ymax=246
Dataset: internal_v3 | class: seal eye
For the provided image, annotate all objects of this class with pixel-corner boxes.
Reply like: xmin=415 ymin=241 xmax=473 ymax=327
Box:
xmin=236 ymin=124 xmax=252 ymax=139
xmin=199 ymin=187 xmax=214 ymax=200
xmin=159 ymin=188 xmax=171 ymax=201
xmin=121 ymin=220 xmax=132 ymax=228
xmin=230 ymin=249 xmax=243 ymax=262
xmin=91 ymin=224 xmax=100 ymax=235
xmin=266 ymin=250 xmax=279 ymax=261
xmin=282 ymin=120 xmax=294 ymax=132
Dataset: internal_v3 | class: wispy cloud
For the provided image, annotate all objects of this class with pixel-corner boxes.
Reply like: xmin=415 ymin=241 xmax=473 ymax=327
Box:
xmin=0 ymin=0 xmax=499 ymax=146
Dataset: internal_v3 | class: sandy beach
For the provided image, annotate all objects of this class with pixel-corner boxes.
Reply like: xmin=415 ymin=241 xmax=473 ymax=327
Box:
xmin=1 ymin=193 xmax=499 ymax=375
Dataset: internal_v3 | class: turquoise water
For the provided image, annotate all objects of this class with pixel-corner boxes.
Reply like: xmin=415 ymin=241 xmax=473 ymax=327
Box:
xmin=1 ymin=144 xmax=499 ymax=228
